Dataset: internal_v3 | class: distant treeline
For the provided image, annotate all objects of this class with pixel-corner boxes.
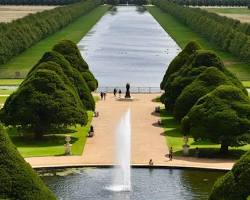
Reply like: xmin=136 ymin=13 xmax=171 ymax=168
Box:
xmin=0 ymin=0 xmax=80 ymax=5
xmin=105 ymin=0 xmax=147 ymax=5
xmin=153 ymin=0 xmax=250 ymax=62
xmin=0 ymin=0 xmax=101 ymax=65
xmin=170 ymin=0 xmax=250 ymax=7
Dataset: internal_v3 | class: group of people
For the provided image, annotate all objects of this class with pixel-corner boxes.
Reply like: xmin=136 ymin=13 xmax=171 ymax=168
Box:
xmin=100 ymin=92 xmax=107 ymax=100
xmin=113 ymin=88 xmax=122 ymax=97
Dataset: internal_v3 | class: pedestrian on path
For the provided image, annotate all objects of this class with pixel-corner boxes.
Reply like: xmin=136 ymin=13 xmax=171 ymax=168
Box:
xmin=113 ymin=88 xmax=117 ymax=97
xmin=119 ymin=89 xmax=122 ymax=98
xmin=103 ymin=92 xmax=106 ymax=100
xmin=169 ymin=147 xmax=173 ymax=161
xmin=100 ymin=92 xmax=103 ymax=100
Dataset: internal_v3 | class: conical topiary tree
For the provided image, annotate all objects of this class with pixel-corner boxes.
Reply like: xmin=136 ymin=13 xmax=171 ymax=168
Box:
xmin=53 ymin=40 xmax=98 ymax=91
xmin=181 ymin=85 xmax=250 ymax=153
xmin=209 ymin=151 xmax=250 ymax=200
xmin=0 ymin=127 xmax=56 ymax=200
xmin=173 ymin=67 xmax=245 ymax=121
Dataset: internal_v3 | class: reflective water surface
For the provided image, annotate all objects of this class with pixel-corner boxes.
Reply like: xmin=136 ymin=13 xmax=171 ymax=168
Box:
xmin=42 ymin=168 xmax=224 ymax=200
xmin=78 ymin=6 xmax=180 ymax=87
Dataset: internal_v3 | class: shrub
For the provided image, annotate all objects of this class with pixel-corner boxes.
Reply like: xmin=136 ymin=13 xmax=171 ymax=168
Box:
xmin=181 ymin=85 xmax=250 ymax=152
xmin=0 ymin=127 xmax=56 ymax=199
xmin=209 ymin=151 xmax=250 ymax=200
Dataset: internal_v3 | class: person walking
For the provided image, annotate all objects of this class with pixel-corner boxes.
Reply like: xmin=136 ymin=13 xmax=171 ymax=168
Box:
xmin=118 ymin=89 xmax=122 ymax=98
xmin=169 ymin=147 xmax=173 ymax=161
xmin=103 ymin=92 xmax=106 ymax=100
xmin=100 ymin=92 xmax=103 ymax=100
xmin=113 ymin=88 xmax=117 ymax=97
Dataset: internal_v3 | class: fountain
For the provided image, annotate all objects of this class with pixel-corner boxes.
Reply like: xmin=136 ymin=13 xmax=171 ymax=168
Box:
xmin=108 ymin=109 xmax=131 ymax=192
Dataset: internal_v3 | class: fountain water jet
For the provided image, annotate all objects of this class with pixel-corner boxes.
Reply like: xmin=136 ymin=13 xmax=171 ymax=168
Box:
xmin=107 ymin=109 xmax=131 ymax=192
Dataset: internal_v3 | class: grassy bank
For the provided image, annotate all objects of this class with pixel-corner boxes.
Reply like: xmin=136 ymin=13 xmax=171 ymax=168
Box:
xmin=0 ymin=5 xmax=110 ymax=79
xmin=160 ymin=109 xmax=250 ymax=159
xmin=8 ymin=112 xmax=93 ymax=157
xmin=147 ymin=6 xmax=250 ymax=81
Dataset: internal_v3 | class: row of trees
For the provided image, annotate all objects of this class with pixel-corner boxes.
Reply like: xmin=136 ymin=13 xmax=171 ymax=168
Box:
xmin=160 ymin=41 xmax=250 ymax=153
xmin=0 ymin=0 xmax=101 ymax=65
xmin=0 ymin=40 xmax=98 ymax=138
xmin=170 ymin=0 xmax=250 ymax=7
xmin=0 ymin=0 xmax=80 ymax=4
xmin=153 ymin=0 xmax=250 ymax=62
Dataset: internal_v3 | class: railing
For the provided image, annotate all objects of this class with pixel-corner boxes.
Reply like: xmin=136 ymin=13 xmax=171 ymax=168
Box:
xmin=96 ymin=87 xmax=163 ymax=94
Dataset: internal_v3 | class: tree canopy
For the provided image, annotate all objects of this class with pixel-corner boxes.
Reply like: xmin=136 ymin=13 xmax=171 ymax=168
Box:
xmin=209 ymin=151 xmax=250 ymax=200
xmin=181 ymin=85 xmax=250 ymax=152
xmin=174 ymin=67 xmax=244 ymax=121
xmin=53 ymin=40 xmax=98 ymax=91
xmin=0 ymin=40 xmax=96 ymax=138
xmin=162 ymin=49 xmax=246 ymax=112
xmin=0 ymin=127 xmax=56 ymax=199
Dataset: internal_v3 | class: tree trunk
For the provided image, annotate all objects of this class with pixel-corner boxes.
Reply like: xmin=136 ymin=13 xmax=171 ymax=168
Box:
xmin=220 ymin=143 xmax=229 ymax=154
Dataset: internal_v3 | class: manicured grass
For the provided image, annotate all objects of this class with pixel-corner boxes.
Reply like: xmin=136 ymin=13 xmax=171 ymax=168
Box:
xmin=204 ymin=7 xmax=250 ymax=15
xmin=0 ymin=89 xmax=14 ymax=95
xmin=147 ymin=6 xmax=250 ymax=81
xmin=0 ymin=79 xmax=23 ymax=85
xmin=0 ymin=5 xmax=110 ymax=79
xmin=242 ymin=81 xmax=250 ymax=88
xmin=160 ymin=109 xmax=250 ymax=158
xmin=8 ymin=111 xmax=93 ymax=157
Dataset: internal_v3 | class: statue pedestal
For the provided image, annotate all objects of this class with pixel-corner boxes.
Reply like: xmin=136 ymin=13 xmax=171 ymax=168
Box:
xmin=64 ymin=135 xmax=72 ymax=155
xmin=182 ymin=144 xmax=190 ymax=156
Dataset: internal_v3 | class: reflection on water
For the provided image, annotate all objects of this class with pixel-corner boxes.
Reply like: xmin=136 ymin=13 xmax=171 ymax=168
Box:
xmin=78 ymin=6 xmax=180 ymax=87
xmin=42 ymin=168 xmax=224 ymax=200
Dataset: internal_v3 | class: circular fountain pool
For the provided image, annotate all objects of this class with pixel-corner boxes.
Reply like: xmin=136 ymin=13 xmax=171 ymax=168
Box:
xmin=41 ymin=168 xmax=224 ymax=200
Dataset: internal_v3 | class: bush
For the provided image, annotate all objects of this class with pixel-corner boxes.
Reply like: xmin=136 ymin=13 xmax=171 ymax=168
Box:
xmin=174 ymin=67 xmax=246 ymax=121
xmin=181 ymin=85 xmax=250 ymax=152
xmin=0 ymin=127 xmax=56 ymax=199
xmin=53 ymin=40 xmax=98 ymax=91
xmin=209 ymin=151 xmax=250 ymax=200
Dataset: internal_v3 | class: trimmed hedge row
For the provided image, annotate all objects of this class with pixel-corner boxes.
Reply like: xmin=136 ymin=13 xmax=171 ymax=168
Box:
xmin=172 ymin=0 xmax=249 ymax=7
xmin=153 ymin=0 xmax=250 ymax=62
xmin=0 ymin=0 xmax=80 ymax=5
xmin=0 ymin=126 xmax=56 ymax=199
xmin=0 ymin=0 xmax=101 ymax=65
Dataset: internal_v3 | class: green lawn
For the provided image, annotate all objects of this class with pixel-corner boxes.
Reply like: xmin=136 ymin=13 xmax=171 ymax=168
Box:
xmin=147 ymin=6 xmax=250 ymax=81
xmin=8 ymin=112 xmax=93 ymax=157
xmin=204 ymin=7 xmax=250 ymax=15
xmin=0 ymin=79 xmax=23 ymax=85
xmin=0 ymin=5 xmax=110 ymax=79
xmin=160 ymin=109 xmax=250 ymax=159
xmin=242 ymin=81 xmax=250 ymax=88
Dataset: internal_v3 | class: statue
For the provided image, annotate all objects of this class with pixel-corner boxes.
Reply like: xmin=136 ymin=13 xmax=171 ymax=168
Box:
xmin=125 ymin=83 xmax=131 ymax=98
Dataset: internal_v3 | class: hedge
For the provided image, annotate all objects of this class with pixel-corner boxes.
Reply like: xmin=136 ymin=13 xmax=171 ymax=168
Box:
xmin=153 ymin=0 xmax=250 ymax=62
xmin=0 ymin=0 xmax=101 ymax=65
